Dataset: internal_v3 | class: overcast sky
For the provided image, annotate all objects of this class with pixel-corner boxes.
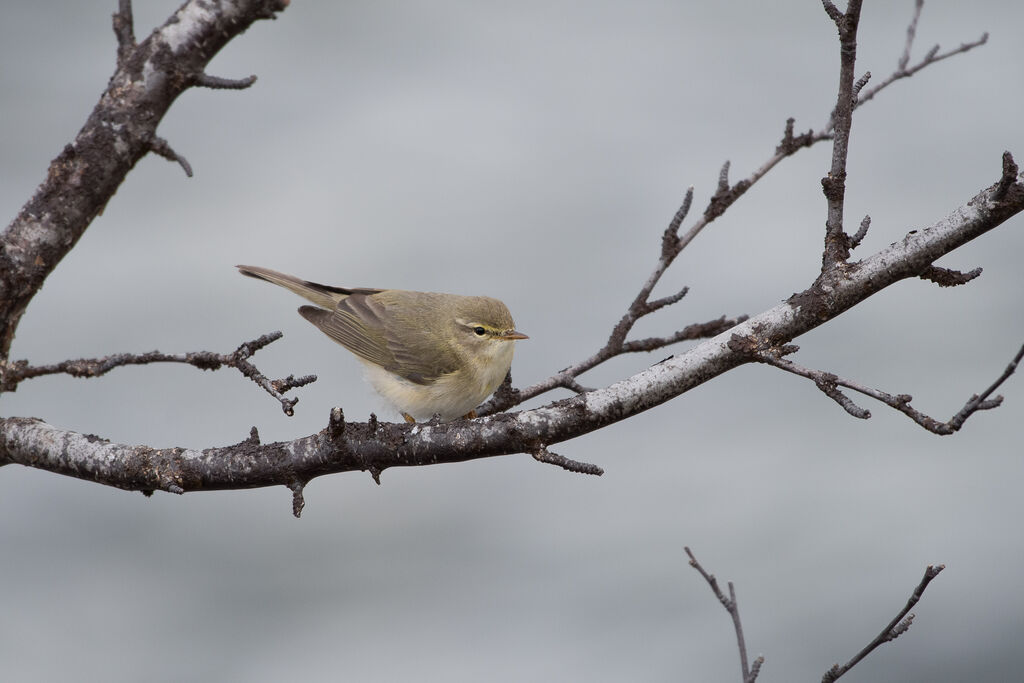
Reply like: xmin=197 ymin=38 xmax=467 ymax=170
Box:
xmin=2 ymin=2 xmax=1023 ymax=682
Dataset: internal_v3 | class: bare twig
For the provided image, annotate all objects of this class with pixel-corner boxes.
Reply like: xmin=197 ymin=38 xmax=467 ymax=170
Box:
xmin=149 ymin=136 xmax=193 ymax=177
xmin=819 ymin=0 xmax=863 ymax=269
xmin=647 ymin=286 xmax=690 ymax=313
xmin=561 ymin=377 xmax=593 ymax=394
xmin=858 ymin=22 xmax=988 ymax=108
xmin=821 ymin=565 xmax=945 ymax=682
xmin=288 ymin=480 xmax=306 ymax=518
xmin=850 ymin=214 xmax=870 ymax=249
xmin=0 ymin=332 xmax=315 ymax=416
xmin=898 ymin=0 xmax=924 ymax=73
xmin=993 ymin=150 xmax=1021 ymax=202
xmin=754 ymin=342 xmax=1024 ymax=434
xmin=664 ymin=185 xmax=695 ymax=246
xmin=949 ymin=342 xmax=1024 ymax=430
xmin=852 ymin=70 xmax=871 ymax=99
xmin=112 ymin=0 xmax=135 ymax=62
xmin=918 ymin=265 xmax=982 ymax=287
xmin=685 ymin=547 xmax=763 ymax=683
xmin=777 ymin=117 xmax=816 ymax=155
xmin=195 ymin=73 xmax=258 ymax=90
xmin=531 ymin=447 xmax=603 ymax=476
xmin=620 ymin=316 xmax=749 ymax=354
xmin=821 ymin=1 xmax=843 ymax=23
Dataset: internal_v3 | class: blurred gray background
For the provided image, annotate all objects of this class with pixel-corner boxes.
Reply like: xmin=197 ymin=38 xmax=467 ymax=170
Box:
xmin=2 ymin=2 xmax=1023 ymax=681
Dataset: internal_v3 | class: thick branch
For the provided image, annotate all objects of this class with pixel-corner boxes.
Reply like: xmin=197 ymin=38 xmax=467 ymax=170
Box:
xmin=3 ymin=170 xmax=1021 ymax=497
xmin=0 ymin=0 xmax=289 ymax=359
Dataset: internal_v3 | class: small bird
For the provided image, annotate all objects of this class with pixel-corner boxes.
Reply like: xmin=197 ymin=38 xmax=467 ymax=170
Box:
xmin=236 ymin=265 xmax=527 ymax=422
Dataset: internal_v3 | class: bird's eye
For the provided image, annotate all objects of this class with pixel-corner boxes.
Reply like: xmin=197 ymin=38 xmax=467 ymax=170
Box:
xmin=473 ymin=326 xmax=487 ymax=336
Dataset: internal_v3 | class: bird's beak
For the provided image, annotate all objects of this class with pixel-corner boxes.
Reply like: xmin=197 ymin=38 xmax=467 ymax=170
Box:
xmin=502 ymin=330 xmax=529 ymax=340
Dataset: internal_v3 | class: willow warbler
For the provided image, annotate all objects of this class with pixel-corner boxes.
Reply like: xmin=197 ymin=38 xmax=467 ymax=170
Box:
xmin=236 ymin=265 xmax=527 ymax=422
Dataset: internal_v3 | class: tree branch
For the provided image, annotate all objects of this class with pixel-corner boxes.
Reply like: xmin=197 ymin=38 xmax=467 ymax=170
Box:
xmin=0 ymin=332 xmax=316 ymax=416
xmin=685 ymin=547 xmax=763 ymax=683
xmin=685 ymin=547 xmax=945 ymax=683
xmin=2 ymin=167 xmax=1021 ymax=506
xmin=0 ymin=0 xmax=289 ymax=359
xmin=194 ymin=73 xmax=258 ymax=90
xmin=752 ymin=341 xmax=1023 ymax=434
xmin=482 ymin=3 xmax=986 ymax=415
xmin=821 ymin=565 xmax=945 ymax=682
xmin=918 ymin=264 xmax=982 ymax=288
xmin=858 ymin=0 xmax=988 ymax=109
xmin=531 ymin=447 xmax=604 ymax=476
xmin=149 ymin=135 xmax=194 ymax=177
xmin=819 ymin=0 xmax=863 ymax=268
xmin=112 ymin=0 xmax=136 ymax=62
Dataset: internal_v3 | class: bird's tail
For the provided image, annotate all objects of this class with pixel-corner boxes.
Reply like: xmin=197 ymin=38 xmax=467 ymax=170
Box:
xmin=236 ymin=264 xmax=357 ymax=310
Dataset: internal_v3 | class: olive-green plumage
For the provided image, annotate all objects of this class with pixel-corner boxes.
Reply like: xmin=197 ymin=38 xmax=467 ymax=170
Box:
xmin=236 ymin=265 xmax=527 ymax=421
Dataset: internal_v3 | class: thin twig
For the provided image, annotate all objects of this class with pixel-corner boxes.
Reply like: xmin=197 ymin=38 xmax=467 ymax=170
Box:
xmin=821 ymin=1 xmax=843 ymax=23
xmin=685 ymin=547 xmax=762 ymax=683
xmin=897 ymin=0 xmax=924 ymax=73
xmin=819 ymin=0 xmax=863 ymax=269
xmin=149 ymin=136 xmax=193 ymax=177
xmin=289 ymin=480 xmax=306 ymax=518
xmin=0 ymin=332 xmax=316 ymax=416
xmin=949 ymin=342 xmax=1024 ymax=430
xmin=195 ymin=73 xmax=258 ymax=90
xmin=112 ymin=0 xmax=135 ymax=63
xmin=993 ymin=150 xmax=1021 ymax=202
xmin=821 ymin=565 xmax=945 ymax=682
xmin=531 ymin=447 xmax=603 ymax=476
xmin=918 ymin=265 xmax=982 ymax=287
xmin=850 ymin=214 xmax=870 ymax=249
xmin=619 ymin=316 xmax=749 ymax=354
xmin=852 ymin=71 xmax=871 ymax=99
xmin=858 ymin=33 xmax=988 ymax=107
xmin=560 ymin=378 xmax=593 ymax=394
xmin=754 ymin=342 xmax=1023 ymax=435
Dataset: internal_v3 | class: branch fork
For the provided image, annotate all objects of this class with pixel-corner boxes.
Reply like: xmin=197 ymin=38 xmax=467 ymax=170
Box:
xmin=112 ymin=0 xmax=267 ymax=178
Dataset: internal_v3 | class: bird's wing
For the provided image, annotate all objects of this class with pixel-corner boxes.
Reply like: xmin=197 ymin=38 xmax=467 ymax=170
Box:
xmin=300 ymin=291 xmax=459 ymax=385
